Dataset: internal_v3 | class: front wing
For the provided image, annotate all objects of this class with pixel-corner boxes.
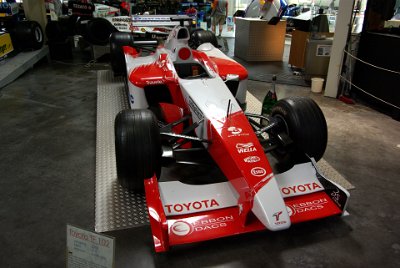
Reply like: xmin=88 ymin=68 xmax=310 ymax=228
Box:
xmin=144 ymin=161 xmax=350 ymax=252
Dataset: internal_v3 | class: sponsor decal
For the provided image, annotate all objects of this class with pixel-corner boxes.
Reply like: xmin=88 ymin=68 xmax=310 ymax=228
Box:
xmin=251 ymin=167 xmax=266 ymax=177
xmin=68 ymin=1 xmax=94 ymax=16
xmin=236 ymin=142 xmax=257 ymax=154
xmin=330 ymin=189 xmax=341 ymax=207
xmin=129 ymin=94 xmax=134 ymax=104
xmin=244 ymin=156 xmax=260 ymax=163
xmin=286 ymin=198 xmax=329 ymax=216
xmin=281 ymin=182 xmax=322 ymax=196
xmin=286 ymin=206 xmax=294 ymax=217
xmin=326 ymin=186 xmax=348 ymax=210
xmin=165 ymin=199 xmax=219 ymax=214
xmin=112 ymin=17 xmax=132 ymax=23
xmin=227 ymin=126 xmax=249 ymax=138
xmin=170 ymin=216 xmax=234 ymax=237
xmin=228 ymin=126 xmax=242 ymax=135
xmin=273 ymin=211 xmax=282 ymax=221
xmin=187 ymin=96 xmax=203 ymax=120
xmin=72 ymin=3 xmax=91 ymax=10
xmin=170 ymin=221 xmax=193 ymax=236
xmin=145 ymin=80 xmax=163 ymax=85
xmin=153 ymin=27 xmax=170 ymax=33
xmin=273 ymin=210 xmax=287 ymax=225
xmin=130 ymin=26 xmax=140 ymax=31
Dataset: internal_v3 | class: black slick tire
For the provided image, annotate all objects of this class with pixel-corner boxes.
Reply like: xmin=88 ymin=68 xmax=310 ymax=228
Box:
xmin=84 ymin=18 xmax=116 ymax=46
xmin=270 ymin=97 xmax=327 ymax=163
xmin=110 ymin=32 xmax=135 ymax=76
xmin=12 ymin=21 xmax=44 ymax=50
xmin=114 ymin=109 xmax=161 ymax=192
xmin=189 ymin=29 xmax=218 ymax=49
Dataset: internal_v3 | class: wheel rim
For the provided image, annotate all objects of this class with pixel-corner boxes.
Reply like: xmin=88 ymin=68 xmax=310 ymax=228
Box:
xmin=270 ymin=114 xmax=291 ymax=156
xmin=35 ymin=27 xmax=43 ymax=43
xmin=274 ymin=114 xmax=289 ymax=136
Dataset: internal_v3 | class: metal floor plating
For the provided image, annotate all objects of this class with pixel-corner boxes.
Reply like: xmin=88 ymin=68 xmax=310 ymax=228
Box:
xmin=96 ymin=70 xmax=149 ymax=232
xmin=95 ymin=70 xmax=354 ymax=233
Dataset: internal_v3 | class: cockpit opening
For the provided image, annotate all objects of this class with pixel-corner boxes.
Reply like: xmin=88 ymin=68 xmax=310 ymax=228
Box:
xmin=174 ymin=63 xmax=210 ymax=79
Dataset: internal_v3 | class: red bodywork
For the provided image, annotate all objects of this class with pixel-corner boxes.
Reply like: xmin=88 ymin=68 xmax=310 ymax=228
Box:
xmin=122 ymin=26 xmax=349 ymax=252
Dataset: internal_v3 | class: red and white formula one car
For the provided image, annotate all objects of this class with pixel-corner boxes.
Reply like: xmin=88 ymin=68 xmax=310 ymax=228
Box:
xmin=111 ymin=20 xmax=350 ymax=252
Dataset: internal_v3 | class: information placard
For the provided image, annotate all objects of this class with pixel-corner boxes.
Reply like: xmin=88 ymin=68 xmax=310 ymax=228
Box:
xmin=316 ymin=45 xmax=332 ymax=57
xmin=66 ymin=224 xmax=115 ymax=268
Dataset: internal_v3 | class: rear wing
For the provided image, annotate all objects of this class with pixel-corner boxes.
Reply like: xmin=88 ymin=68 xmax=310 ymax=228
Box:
xmin=105 ymin=15 xmax=192 ymax=34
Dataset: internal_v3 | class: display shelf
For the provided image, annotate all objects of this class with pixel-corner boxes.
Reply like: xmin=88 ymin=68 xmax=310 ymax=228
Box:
xmin=0 ymin=46 xmax=49 ymax=89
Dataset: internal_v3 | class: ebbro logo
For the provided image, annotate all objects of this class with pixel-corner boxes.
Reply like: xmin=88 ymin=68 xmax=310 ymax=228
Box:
xmin=170 ymin=216 xmax=234 ymax=237
xmin=236 ymin=143 xmax=257 ymax=154
xmin=286 ymin=206 xmax=294 ymax=217
xmin=286 ymin=198 xmax=329 ymax=216
xmin=244 ymin=156 xmax=260 ymax=163
xmin=170 ymin=221 xmax=193 ymax=236
xmin=251 ymin=167 xmax=266 ymax=177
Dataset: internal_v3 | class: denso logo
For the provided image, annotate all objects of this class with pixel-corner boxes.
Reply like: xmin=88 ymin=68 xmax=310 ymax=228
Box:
xmin=165 ymin=199 xmax=219 ymax=214
xmin=236 ymin=143 xmax=257 ymax=154
xmin=244 ymin=156 xmax=260 ymax=163
xmin=281 ymin=183 xmax=323 ymax=196
xmin=251 ymin=167 xmax=266 ymax=177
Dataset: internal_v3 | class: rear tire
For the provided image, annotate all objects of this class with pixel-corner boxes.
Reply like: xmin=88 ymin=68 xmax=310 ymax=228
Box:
xmin=115 ymin=109 xmax=161 ymax=192
xmin=12 ymin=21 xmax=44 ymax=50
xmin=84 ymin=18 xmax=116 ymax=46
xmin=270 ymin=97 xmax=327 ymax=164
xmin=189 ymin=29 xmax=218 ymax=49
xmin=110 ymin=32 xmax=135 ymax=76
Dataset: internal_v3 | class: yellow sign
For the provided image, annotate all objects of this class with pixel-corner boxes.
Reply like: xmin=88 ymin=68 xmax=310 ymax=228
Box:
xmin=0 ymin=32 xmax=14 ymax=58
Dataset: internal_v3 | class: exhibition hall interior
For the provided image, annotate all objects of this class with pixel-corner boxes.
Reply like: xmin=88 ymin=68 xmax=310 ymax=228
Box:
xmin=0 ymin=0 xmax=399 ymax=267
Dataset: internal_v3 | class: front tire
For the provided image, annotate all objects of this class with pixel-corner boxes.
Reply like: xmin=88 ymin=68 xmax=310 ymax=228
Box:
xmin=270 ymin=97 xmax=327 ymax=164
xmin=110 ymin=32 xmax=135 ymax=76
xmin=115 ymin=109 xmax=161 ymax=191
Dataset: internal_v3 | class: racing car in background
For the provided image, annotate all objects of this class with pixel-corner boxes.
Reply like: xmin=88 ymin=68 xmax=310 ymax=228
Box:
xmin=0 ymin=0 xmax=44 ymax=53
xmin=110 ymin=18 xmax=350 ymax=252
xmin=47 ymin=0 xmax=196 ymax=46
